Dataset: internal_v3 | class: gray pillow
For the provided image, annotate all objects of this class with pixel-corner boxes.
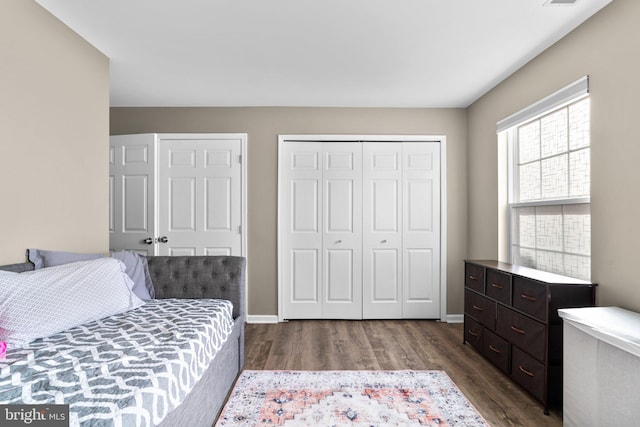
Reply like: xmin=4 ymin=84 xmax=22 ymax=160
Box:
xmin=110 ymin=251 xmax=155 ymax=300
xmin=27 ymin=248 xmax=104 ymax=269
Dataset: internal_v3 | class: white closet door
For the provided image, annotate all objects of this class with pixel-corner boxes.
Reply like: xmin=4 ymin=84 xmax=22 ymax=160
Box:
xmin=402 ymin=142 xmax=440 ymax=318
xmin=157 ymin=138 xmax=242 ymax=256
xmin=280 ymin=142 xmax=324 ymax=318
xmin=322 ymin=143 xmax=362 ymax=319
xmin=109 ymin=134 xmax=156 ymax=255
xmin=279 ymin=137 xmax=442 ymax=320
xmin=363 ymin=143 xmax=403 ymax=318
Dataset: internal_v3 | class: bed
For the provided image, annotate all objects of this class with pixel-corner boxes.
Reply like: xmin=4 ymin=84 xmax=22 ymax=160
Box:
xmin=0 ymin=255 xmax=245 ymax=427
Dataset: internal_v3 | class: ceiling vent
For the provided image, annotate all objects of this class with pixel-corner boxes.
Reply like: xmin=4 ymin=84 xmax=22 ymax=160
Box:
xmin=544 ymin=0 xmax=578 ymax=5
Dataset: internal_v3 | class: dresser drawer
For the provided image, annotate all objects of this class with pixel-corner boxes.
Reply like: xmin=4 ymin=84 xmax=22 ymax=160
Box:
xmin=483 ymin=329 xmax=510 ymax=374
xmin=513 ymin=277 xmax=547 ymax=321
xmin=465 ymin=263 xmax=485 ymax=293
xmin=486 ymin=269 xmax=511 ymax=305
xmin=464 ymin=315 xmax=483 ymax=352
xmin=511 ymin=347 xmax=545 ymax=402
xmin=465 ymin=290 xmax=496 ymax=330
xmin=496 ymin=305 xmax=545 ymax=361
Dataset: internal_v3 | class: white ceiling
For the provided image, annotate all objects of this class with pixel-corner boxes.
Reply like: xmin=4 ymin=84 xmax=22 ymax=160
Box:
xmin=35 ymin=0 xmax=612 ymax=108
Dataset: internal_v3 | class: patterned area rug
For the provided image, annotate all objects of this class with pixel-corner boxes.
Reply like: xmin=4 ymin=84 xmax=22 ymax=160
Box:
xmin=216 ymin=370 xmax=489 ymax=426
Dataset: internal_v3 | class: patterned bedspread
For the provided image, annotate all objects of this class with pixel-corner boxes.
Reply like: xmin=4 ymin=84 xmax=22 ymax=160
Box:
xmin=0 ymin=299 xmax=235 ymax=427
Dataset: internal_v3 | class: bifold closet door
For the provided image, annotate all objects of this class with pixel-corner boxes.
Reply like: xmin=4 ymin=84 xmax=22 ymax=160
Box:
xmin=280 ymin=142 xmax=362 ymax=319
xmin=280 ymin=140 xmax=440 ymax=320
xmin=362 ymin=142 xmax=441 ymax=319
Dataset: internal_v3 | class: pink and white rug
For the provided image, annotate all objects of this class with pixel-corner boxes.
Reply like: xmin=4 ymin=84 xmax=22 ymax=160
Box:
xmin=215 ymin=370 xmax=489 ymax=426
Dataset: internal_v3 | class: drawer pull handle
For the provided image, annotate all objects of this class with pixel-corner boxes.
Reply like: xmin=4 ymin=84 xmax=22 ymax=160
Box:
xmin=491 ymin=283 xmax=504 ymax=289
xmin=489 ymin=345 xmax=501 ymax=354
xmin=472 ymin=305 xmax=484 ymax=312
xmin=468 ymin=330 xmax=479 ymax=337
xmin=511 ymin=325 xmax=526 ymax=334
xmin=520 ymin=294 xmax=537 ymax=302
xmin=469 ymin=275 xmax=480 ymax=281
xmin=519 ymin=365 xmax=535 ymax=377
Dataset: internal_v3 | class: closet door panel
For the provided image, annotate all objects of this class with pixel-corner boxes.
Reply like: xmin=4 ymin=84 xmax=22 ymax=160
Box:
xmin=403 ymin=143 xmax=441 ymax=318
xmin=281 ymin=142 xmax=323 ymax=318
xmin=363 ymin=143 xmax=402 ymax=318
xmin=322 ymin=143 xmax=362 ymax=319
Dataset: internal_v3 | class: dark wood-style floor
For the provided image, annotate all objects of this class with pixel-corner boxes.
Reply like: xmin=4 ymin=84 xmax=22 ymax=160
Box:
xmin=244 ymin=320 xmax=562 ymax=427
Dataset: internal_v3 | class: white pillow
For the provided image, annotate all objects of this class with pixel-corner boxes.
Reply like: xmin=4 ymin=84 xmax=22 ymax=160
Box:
xmin=0 ymin=257 xmax=145 ymax=346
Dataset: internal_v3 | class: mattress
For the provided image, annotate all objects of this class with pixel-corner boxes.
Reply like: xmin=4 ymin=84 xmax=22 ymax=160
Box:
xmin=0 ymin=298 xmax=235 ymax=426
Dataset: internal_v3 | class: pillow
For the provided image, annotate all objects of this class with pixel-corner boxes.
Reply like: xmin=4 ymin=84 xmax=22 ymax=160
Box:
xmin=27 ymin=248 xmax=104 ymax=269
xmin=0 ymin=257 xmax=145 ymax=346
xmin=110 ymin=250 xmax=155 ymax=300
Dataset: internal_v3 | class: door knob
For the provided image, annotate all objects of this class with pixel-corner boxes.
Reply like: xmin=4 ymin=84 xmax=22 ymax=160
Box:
xmin=142 ymin=237 xmax=153 ymax=245
xmin=381 ymin=239 xmax=388 ymax=243
xmin=157 ymin=236 xmax=169 ymax=243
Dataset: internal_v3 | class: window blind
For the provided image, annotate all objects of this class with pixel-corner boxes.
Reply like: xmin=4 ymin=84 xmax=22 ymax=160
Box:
xmin=497 ymin=76 xmax=589 ymax=133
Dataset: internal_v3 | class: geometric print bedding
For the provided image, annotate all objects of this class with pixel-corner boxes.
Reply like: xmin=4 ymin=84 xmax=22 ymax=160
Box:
xmin=0 ymin=299 xmax=235 ymax=427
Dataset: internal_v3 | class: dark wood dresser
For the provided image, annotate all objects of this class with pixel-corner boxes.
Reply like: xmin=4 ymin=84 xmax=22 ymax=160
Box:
xmin=463 ymin=260 xmax=596 ymax=414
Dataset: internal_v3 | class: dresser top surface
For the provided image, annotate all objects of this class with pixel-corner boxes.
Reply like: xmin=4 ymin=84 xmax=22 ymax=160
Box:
xmin=465 ymin=260 xmax=595 ymax=286
xmin=559 ymin=307 xmax=640 ymax=358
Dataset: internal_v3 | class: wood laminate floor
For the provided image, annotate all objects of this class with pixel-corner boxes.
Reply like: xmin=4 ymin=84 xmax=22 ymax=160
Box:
xmin=244 ymin=320 xmax=562 ymax=427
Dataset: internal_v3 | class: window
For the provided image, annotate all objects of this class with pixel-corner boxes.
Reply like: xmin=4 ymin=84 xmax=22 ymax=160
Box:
xmin=498 ymin=77 xmax=590 ymax=280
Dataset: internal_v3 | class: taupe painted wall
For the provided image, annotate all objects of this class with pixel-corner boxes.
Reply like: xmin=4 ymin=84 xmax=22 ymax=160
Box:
xmin=110 ymin=108 xmax=468 ymax=317
xmin=0 ymin=0 xmax=110 ymax=263
xmin=468 ymin=0 xmax=640 ymax=310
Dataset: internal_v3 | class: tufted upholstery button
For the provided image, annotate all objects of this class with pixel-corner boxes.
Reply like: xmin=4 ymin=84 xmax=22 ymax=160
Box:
xmin=229 ymin=273 xmax=235 ymax=279
xmin=182 ymin=286 xmax=187 ymax=293
xmin=201 ymin=287 xmax=207 ymax=293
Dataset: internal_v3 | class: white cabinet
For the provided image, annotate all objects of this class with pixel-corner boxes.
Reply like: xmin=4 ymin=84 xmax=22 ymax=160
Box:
xmin=559 ymin=307 xmax=640 ymax=427
xmin=109 ymin=133 xmax=246 ymax=256
xmin=278 ymin=136 xmax=443 ymax=320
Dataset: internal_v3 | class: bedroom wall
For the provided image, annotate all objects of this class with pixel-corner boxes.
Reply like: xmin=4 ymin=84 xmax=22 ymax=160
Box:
xmin=0 ymin=0 xmax=109 ymax=263
xmin=110 ymin=107 xmax=467 ymax=318
xmin=467 ymin=0 xmax=640 ymax=310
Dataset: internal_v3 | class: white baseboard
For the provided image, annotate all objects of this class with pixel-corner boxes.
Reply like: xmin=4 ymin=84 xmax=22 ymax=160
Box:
xmin=446 ymin=314 xmax=464 ymax=323
xmin=247 ymin=314 xmax=462 ymax=324
xmin=246 ymin=315 xmax=279 ymax=324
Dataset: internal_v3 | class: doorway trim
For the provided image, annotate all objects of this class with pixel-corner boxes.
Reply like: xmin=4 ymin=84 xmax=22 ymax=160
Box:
xmin=277 ymin=134 xmax=447 ymax=322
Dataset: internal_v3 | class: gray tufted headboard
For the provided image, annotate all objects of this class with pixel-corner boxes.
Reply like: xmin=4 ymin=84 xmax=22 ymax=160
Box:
xmin=146 ymin=256 xmax=245 ymax=321
xmin=0 ymin=262 xmax=34 ymax=273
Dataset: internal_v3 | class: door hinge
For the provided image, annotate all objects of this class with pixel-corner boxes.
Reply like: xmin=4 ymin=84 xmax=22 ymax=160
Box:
xmin=238 ymin=154 xmax=242 ymax=164
xmin=238 ymin=225 xmax=242 ymax=234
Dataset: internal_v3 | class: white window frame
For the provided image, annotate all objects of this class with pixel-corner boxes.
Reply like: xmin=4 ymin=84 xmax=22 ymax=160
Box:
xmin=498 ymin=76 xmax=591 ymax=279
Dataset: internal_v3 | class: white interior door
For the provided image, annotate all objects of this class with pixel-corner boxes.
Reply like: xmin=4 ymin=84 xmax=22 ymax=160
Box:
xmin=109 ymin=134 xmax=156 ymax=255
xmin=402 ymin=142 xmax=440 ymax=318
xmin=363 ymin=143 xmax=403 ymax=318
xmin=157 ymin=137 xmax=243 ymax=256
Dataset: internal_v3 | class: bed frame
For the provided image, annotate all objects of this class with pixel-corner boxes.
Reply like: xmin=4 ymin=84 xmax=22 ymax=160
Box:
xmin=0 ymin=255 xmax=246 ymax=427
